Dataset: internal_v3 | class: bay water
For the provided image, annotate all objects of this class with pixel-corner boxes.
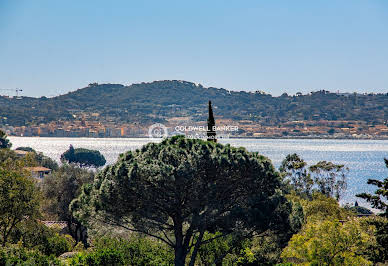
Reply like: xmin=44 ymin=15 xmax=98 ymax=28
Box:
xmin=9 ymin=137 xmax=388 ymax=207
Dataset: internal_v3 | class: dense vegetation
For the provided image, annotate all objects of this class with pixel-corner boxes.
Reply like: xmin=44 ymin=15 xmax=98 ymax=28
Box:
xmin=1 ymin=80 xmax=387 ymax=126
xmin=0 ymin=130 xmax=388 ymax=265
xmin=16 ymin=146 xmax=59 ymax=170
xmin=0 ymin=130 xmax=11 ymax=149
xmin=60 ymin=145 xmax=106 ymax=168
xmin=71 ymin=136 xmax=296 ymax=265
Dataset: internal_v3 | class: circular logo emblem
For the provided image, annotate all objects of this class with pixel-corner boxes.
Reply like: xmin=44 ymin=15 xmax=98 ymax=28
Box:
xmin=148 ymin=123 xmax=168 ymax=139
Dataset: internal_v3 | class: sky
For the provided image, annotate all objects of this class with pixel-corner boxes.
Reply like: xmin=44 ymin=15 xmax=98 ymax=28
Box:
xmin=1 ymin=0 xmax=388 ymax=97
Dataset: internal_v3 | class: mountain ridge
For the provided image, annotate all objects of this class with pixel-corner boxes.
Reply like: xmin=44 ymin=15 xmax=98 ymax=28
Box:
xmin=0 ymin=80 xmax=387 ymax=129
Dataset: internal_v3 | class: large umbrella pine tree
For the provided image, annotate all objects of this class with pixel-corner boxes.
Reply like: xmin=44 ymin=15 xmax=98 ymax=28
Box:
xmin=71 ymin=103 xmax=293 ymax=265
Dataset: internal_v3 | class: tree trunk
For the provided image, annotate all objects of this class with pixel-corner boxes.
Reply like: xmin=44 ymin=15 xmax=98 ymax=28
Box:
xmin=173 ymin=216 xmax=187 ymax=266
xmin=174 ymin=247 xmax=187 ymax=266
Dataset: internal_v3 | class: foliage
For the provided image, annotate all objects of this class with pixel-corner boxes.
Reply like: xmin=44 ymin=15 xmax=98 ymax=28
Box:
xmin=0 ymin=149 xmax=18 ymax=164
xmin=197 ymin=232 xmax=235 ymax=265
xmin=281 ymin=218 xmax=375 ymax=265
xmin=1 ymin=81 xmax=388 ymax=129
xmin=0 ymin=148 xmax=41 ymax=171
xmin=0 ymin=164 xmax=41 ymax=246
xmin=40 ymin=233 xmax=72 ymax=257
xmin=364 ymin=216 xmax=388 ymax=263
xmin=199 ymin=200 xmax=303 ymax=265
xmin=0 ymin=245 xmax=62 ymax=265
xmin=0 ymin=130 xmax=11 ymax=149
xmin=73 ymin=248 xmax=125 ymax=266
xmin=244 ymin=200 xmax=303 ymax=265
xmin=69 ymin=236 xmax=173 ymax=266
xmin=298 ymin=192 xmax=352 ymax=222
xmin=357 ymin=158 xmax=388 ymax=217
xmin=356 ymin=159 xmax=388 ymax=263
xmin=15 ymin=146 xmax=59 ymax=170
xmin=34 ymin=151 xmax=59 ymax=170
xmin=309 ymin=161 xmax=348 ymax=200
xmin=61 ymin=145 xmax=106 ymax=168
xmin=198 ymin=232 xmax=231 ymax=265
xmin=41 ymin=164 xmax=94 ymax=246
xmin=10 ymin=219 xmax=73 ymax=256
xmin=280 ymin=154 xmax=348 ymax=201
xmin=71 ymin=136 xmax=292 ymax=266
xmin=279 ymin=153 xmax=313 ymax=198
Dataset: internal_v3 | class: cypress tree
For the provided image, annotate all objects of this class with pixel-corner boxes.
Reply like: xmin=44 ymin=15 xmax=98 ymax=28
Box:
xmin=207 ymin=101 xmax=217 ymax=142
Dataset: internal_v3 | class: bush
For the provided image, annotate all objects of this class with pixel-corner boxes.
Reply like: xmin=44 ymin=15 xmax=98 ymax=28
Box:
xmin=281 ymin=218 xmax=375 ymax=265
xmin=11 ymin=220 xmax=72 ymax=257
xmin=69 ymin=236 xmax=173 ymax=266
xmin=73 ymin=248 xmax=125 ymax=266
xmin=42 ymin=234 xmax=72 ymax=257
xmin=15 ymin=146 xmax=59 ymax=170
xmin=0 ymin=245 xmax=62 ymax=265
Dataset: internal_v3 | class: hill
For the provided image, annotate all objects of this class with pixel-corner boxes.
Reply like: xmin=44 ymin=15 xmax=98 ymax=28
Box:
xmin=0 ymin=80 xmax=387 ymax=136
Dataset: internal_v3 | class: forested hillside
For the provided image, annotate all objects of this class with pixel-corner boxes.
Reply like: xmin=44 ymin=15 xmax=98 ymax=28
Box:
xmin=1 ymin=80 xmax=387 ymax=126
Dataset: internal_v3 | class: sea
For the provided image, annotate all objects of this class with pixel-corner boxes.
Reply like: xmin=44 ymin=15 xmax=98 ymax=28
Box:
xmin=9 ymin=137 xmax=388 ymax=208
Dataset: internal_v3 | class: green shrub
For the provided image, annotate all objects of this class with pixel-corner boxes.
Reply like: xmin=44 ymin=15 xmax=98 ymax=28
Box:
xmin=70 ymin=236 xmax=174 ymax=266
xmin=41 ymin=233 xmax=72 ymax=257
xmin=74 ymin=248 xmax=125 ymax=266
xmin=0 ymin=245 xmax=62 ymax=265
xmin=12 ymin=221 xmax=72 ymax=256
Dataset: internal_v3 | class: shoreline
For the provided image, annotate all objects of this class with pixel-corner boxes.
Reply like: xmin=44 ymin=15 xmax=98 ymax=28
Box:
xmin=8 ymin=135 xmax=388 ymax=140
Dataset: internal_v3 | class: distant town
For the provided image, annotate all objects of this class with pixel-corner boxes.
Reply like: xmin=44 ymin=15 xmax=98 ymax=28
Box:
xmin=2 ymin=117 xmax=388 ymax=139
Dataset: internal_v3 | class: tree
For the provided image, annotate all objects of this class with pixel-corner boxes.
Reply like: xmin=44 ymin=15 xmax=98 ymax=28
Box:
xmin=40 ymin=164 xmax=94 ymax=246
xmin=300 ymin=192 xmax=352 ymax=222
xmin=280 ymin=154 xmax=348 ymax=201
xmin=363 ymin=216 xmax=388 ymax=263
xmin=207 ymin=101 xmax=216 ymax=142
xmin=16 ymin=147 xmax=58 ymax=170
xmin=0 ymin=149 xmax=18 ymax=164
xmin=0 ymin=130 xmax=11 ymax=149
xmin=34 ymin=152 xmax=59 ymax=170
xmin=197 ymin=232 xmax=234 ymax=265
xmin=279 ymin=153 xmax=313 ymax=198
xmin=209 ymin=200 xmax=304 ymax=265
xmin=0 ymin=164 xmax=41 ymax=246
xmin=10 ymin=219 xmax=73 ymax=256
xmin=357 ymin=158 xmax=388 ymax=217
xmin=356 ymin=159 xmax=388 ymax=262
xmin=309 ymin=161 xmax=348 ymax=200
xmin=61 ymin=145 xmax=106 ymax=168
xmin=281 ymin=218 xmax=375 ymax=265
xmin=71 ymin=136 xmax=293 ymax=266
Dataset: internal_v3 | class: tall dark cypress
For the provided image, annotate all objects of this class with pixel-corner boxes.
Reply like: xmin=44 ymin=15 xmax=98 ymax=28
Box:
xmin=207 ymin=101 xmax=217 ymax=142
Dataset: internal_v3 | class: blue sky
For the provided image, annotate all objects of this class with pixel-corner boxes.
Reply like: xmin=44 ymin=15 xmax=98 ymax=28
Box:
xmin=1 ymin=0 xmax=388 ymax=97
